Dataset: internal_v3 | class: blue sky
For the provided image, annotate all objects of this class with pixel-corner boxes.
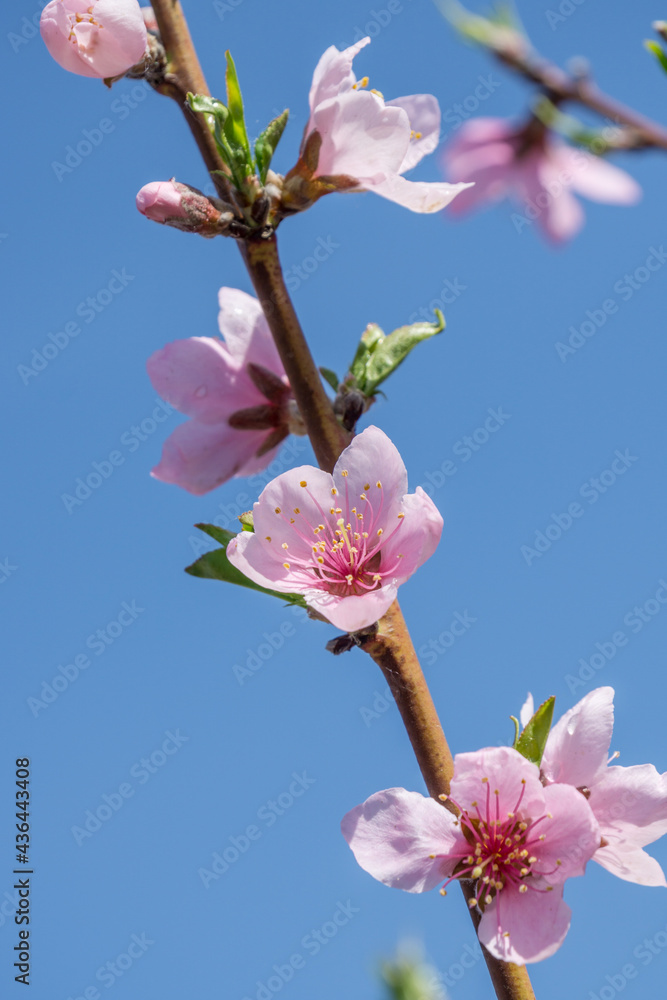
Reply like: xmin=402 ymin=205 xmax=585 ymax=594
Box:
xmin=4 ymin=1 xmax=667 ymax=998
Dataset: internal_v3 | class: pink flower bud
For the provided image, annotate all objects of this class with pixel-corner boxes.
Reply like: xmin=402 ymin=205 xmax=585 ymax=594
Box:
xmin=40 ymin=0 xmax=148 ymax=80
xmin=136 ymin=180 xmax=235 ymax=237
xmin=136 ymin=180 xmax=188 ymax=224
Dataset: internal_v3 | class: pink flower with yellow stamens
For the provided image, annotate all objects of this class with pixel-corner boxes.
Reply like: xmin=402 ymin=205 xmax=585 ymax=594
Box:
xmin=41 ymin=0 xmax=148 ymax=79
xmin=283 ymin=38 xmax=472 ymax=214
xmin=226 ymin=425 xmax=443 ymax=632
xmin=341 ymin=746 xmax=601 ymax=964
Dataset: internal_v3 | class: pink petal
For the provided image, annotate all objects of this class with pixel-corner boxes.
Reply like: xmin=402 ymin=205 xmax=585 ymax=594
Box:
xmin=554 ymin=146 xmax=642 ymax=205
xmin=590 ymin=764 xmax=667 ymax=886
xmin=451 ymin=747 xmax=546 ymax=821
xmin=379 ymin=487 xmax=443 ymax=582
xmin=308 ymin=37 xmax=371 ymax=114
xmin=478 ymin=885 xmax=572 ymax=964
xmin=217 ymin=288 xmax=284 ymax=375
xmin=341 ymin=787 xmax=459 ymax=892
xmin=595 ymin=842 xmax=667 ymax=887
xmin=226 ymin=529 xmax=293 ymax=593
xmin=372 ymin=175 xmax=474 ymax=214
xmin=538 ymin=783 xmax=601 ymax=882
xmin=311 ymin=91 xmax=409 ymax=182
xmin=308 ymin=584 xmax=398 ymax=632
xmin=446 ymin=117 xmax=517 ymax=154
xmin=251 ymin=464 xmax=336 ymax=559
xmin=444 ymin=137 xmax=516 ymax=179
xmin=514 ymin=155 xmax=584 ymax=243
xmin=387 ymin=95 xmax=441 ymax=173
xmin=151 ymin=421 xmax=266 ymax=495
xmin=444 ymin=163 xmax=514 ymax=216
xmin=227 ymin=465 xmax=337 ymax=589
xmin=541 ymin=687 xmax=614 ymax=788
xmin=539 ymin=188 xmax=584 ymax=243
xmin=146 ymin=337 xmax=251 ymax=424
xmin=332 ymin=426 xmax=407 ymax=509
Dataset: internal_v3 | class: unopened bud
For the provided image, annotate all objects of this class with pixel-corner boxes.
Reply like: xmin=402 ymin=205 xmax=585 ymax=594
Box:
xmin=135 ymin=179 xmax=235 ymax=237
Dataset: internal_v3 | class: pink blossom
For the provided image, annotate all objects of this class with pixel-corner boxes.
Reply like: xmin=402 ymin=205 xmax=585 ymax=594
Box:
xmin=537 ymin=687 xmax=667 ymax=886
xmin=226 ymin=426 xmax=443 ymax=632
xmin=148 ymin=288 xmax=302 ymax=495
xmin=443 ymin=117 xmax=641 ymax=242
xmin=341 ymin=746 xmax=600 ymax=964
xmin=290 ymin=38 xmax=471 ymax=213
xmin=41 ymin=0 xmax=148 ymax=79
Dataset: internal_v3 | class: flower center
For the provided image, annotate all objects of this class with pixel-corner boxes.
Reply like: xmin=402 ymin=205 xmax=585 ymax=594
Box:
xmin=270 ymin=474 xmax=406 ymax=598
xmin=67 ymin=6 xmax=103 ymax=42
xmin=436 ymin=778 xmax=559 ymax=911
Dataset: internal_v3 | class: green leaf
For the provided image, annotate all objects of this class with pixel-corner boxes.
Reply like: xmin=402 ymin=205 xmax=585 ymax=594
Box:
xmin=185 ymin=524 xmax=306 ymax=607
xmin=255 ymin=109 xmax=289 ymax=184
xmin=363 ymin=310 xmax=445 ymax=396
xmin=514 ymin=696 xmax=555 ymax=767
xmin=194 ymin=522 xmax=233 ymax=546
xmin=319 ymin=367 xmax=340 ymax=392
xmin=187 ymin=92 xmax=236 ymax=172
xmin=349 ymin=323 xmax=384 ymax=388
xmin=645 ymin=39 xmax=667 ymax=74
xmin=223 ymin=51 xmax=253 ymax=182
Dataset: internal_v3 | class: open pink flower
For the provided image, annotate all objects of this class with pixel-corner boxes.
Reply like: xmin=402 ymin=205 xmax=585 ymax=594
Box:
xmin=341 ymin=746 xmax=600 ymax=964
xmin=148 ymin=288 xmax=302 ymax=495
xmin=537 ymin=687 xmax=667 ymax=886
xmin=443 ymin=117 xmax=640 ymax=242
xmin=226 ymin=426 xmax=443 ymax=631
xmin=41 ymin=0 xmax=148 ymax=79
xmin=288 ymin=38 xmax=471 ymax=214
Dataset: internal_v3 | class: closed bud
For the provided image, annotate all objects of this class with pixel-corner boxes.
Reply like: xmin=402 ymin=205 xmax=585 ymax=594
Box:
xmin=135 ymin=180 xmax=235 ymax=237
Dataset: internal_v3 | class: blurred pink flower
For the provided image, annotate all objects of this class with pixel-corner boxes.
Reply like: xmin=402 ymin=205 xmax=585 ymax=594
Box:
xmin=536 ymin=687 xmax=667 ymax=886
xmin=148 ymin=288 xmax=301 ymax=495
xmin=226 ymin=426 xmax=443 ymax=631
xmin=341 ymin=746 xmax=600 ymax=964
xmin=443 ymin=117 xmax=640 ymax=242
xmin=290 ymin=38 xmax=471 ymax=213
xmin=41 ymin=0 xmax=148 ymax=79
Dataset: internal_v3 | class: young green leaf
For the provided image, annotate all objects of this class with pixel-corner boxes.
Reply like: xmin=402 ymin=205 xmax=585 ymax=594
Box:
xmin=319 ymin=367 xmax=340 ymax=392
xmin=255 ymin=109 xmax=289 ymax=183
xmin=645 ymin=39 xmax=667 ymax=74
xmin=514 ymin=696 xmax=555 ymax=767
xmin=223 ymin=51 xmax=253 ymax=180
xmin=362 ymin=310 xmax=445 ymax=396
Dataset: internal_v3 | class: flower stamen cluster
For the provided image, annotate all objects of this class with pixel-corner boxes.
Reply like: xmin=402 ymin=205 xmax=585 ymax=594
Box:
xmin=341 ymin=746 xmax=601 ymax=963
xmin=228 ymin=426 xmax=443 ymax=632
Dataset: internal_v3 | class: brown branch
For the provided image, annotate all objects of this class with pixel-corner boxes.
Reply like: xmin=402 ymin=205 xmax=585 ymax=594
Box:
xmin=495 ymin=44 xmax=667 ymax=151
xmin=239 ymin=235 xmax=348 ymax=474
xmin=142 ymin=5 xmax=536 ymax=997
xmin=150 ymin=0 xmax=232 ymax=197
xmin=359 ymin=603 xmax=536 ymax=1000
